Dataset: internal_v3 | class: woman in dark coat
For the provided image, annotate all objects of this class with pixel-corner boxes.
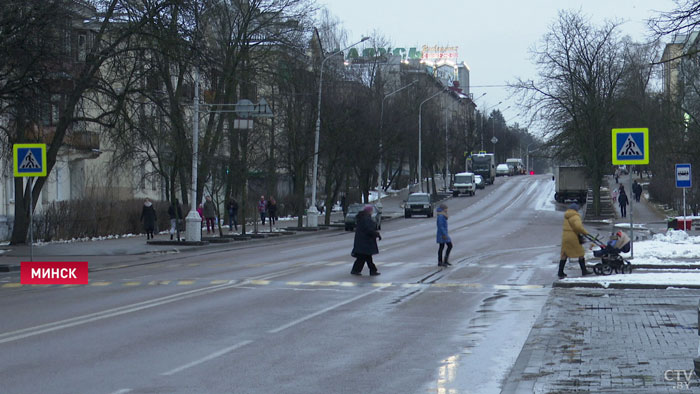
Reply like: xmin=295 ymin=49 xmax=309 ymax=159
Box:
xmin=140 ymin=198 xmax=157 ymax=240
xmin=350 ymin=205 xmax=382 ymax=276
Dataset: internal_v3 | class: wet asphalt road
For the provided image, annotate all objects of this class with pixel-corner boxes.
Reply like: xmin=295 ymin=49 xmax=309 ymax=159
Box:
xmin=0 ymin=175 xmax=566 ymax=394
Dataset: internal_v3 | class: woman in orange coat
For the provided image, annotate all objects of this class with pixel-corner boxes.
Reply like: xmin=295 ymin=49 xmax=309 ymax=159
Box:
xmin=558 ymin=203 xmax=592 ymax=278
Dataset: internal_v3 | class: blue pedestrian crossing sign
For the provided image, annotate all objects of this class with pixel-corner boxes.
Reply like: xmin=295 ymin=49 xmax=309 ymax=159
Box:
xmin=612 ymin=128 xmax=649 ymax=165
xmin=676 ymin=164 xmax=691 ymax=188
xmin=13 ymin=144 xmax=47 ymax=177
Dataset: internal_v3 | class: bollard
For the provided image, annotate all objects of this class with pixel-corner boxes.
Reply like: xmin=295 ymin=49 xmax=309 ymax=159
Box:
xmin=695 ymin=299 xmax=700 ymax=377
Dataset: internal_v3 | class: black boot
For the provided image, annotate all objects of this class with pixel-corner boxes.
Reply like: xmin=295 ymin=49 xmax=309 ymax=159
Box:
xmin=579 ymin=258 xmax=592 ymax=276
xmin=557 ymin=259 xmax=567 ymax=278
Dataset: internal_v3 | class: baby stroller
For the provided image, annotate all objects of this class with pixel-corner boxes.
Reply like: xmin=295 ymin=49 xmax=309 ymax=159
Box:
xmin=583 ymin=231 xmax=633 ymax=275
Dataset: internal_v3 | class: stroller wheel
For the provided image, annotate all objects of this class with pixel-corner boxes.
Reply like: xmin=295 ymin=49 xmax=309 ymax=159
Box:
xmin=600 ymin=264 xmax=613 ymax=275
xmin=621 ymin=262 xmax=633 ymax=274
xmin=593 ymin=263 xmax=603 ymax=275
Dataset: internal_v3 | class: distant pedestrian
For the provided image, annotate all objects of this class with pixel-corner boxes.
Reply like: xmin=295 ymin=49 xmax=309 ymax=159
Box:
xmin=614 ymin=168 xmax=620 ymax=184
xmin=341 ymin=195 xmax=348 ymax=218
xmin=140 ymin=198 xmax=157 ymax=240
xmin=350 ymin=205 xmax=381 ymax=276
xmin=558 ymin=203 xmax=592 ymax=279
xmin=612 ymin=188 xmax=618 ymax=204
xmin=258 ymin=195 xmax=267 ymax=225
xmin=618 ymin=186 xmax=628 ymax=218
xmin=203 ymin=195 xmax=216 ymax=234
xmin=227 ymin=197 xmax=238 ymax=232
xmin=168 ymin=199 xmax=183 ymax=240
xmin=267 ymin=197 xmax=278 ymax=225
xmin=436 ymin=203 xmax=452 ymax=267
xmin=632 ymin=180 xmax=642 ymax=203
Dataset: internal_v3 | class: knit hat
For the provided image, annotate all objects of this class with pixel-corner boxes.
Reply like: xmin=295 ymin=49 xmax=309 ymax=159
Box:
xmin=364 ymin=205 xmax=373 ymax=213
xmin=568 ymin=203 xmax=579 ymax=211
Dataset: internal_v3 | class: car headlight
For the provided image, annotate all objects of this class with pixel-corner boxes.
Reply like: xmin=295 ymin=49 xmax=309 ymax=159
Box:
xmin=424 ymin=204 xmax=429 ymax=208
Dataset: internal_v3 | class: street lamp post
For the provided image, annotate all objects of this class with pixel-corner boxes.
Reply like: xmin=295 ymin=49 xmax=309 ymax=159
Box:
xmin=308 ymin=36 xmax=370 ymax=227
xmin=378 ymin=80 xmax=416 ymax=209
xmin=526 ymin=142 xmax=538 ymax=174
xmin=185 ymin=68 xmax=201 ymax=242
xmin=418 ymin=89 xmax=447 ymax=192
xmin=479 ymin=100 xmax=501 ymax=151
xmin=491 ymin=105 xmax=510 ymax=157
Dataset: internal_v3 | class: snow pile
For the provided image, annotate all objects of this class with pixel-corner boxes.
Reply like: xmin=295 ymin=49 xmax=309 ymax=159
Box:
xmin=625 ymin=230 xmax=700 ymax=260
xmin=564 ymin=272 xmax=700 ymax=287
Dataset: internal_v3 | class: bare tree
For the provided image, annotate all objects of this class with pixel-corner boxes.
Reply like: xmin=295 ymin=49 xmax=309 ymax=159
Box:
xmin=513 ymin=10 xmax=627 ymax=215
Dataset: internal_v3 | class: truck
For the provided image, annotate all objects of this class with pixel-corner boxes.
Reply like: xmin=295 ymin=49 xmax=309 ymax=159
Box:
xmin=452 ymin=172 xmax=476 ymax=196
xmin=470 ymin=153 xmax=496 ymax=185
xmin=506 ymin=158 xmax=525 ymax=175
xmin=554 ymin=166 xmax=588 ymax=203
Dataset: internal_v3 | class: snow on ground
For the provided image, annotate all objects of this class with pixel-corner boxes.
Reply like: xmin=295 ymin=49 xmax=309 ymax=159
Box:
xmin=567 ymin=229 xmax=700 ymax=286
xmin=563 ymin=272 xmax=700 ymax=288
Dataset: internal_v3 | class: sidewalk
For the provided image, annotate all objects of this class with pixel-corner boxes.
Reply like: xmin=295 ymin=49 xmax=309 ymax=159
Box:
xmin=502 ymin=288 xmax=700 ymax=393
xmin=0 ymin=190 xmax=411 ymax=269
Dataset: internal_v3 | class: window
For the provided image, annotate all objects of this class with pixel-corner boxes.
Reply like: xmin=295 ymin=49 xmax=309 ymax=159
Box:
xmin=78 ymin=32 xmax=86 ymax=61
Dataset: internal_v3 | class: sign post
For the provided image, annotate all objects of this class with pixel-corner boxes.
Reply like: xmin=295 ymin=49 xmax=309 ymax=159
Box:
xmin=13 ymin=144 xmax=47 ymax=261
xmin=676 ymin=164 xmax=692 ymax=228
xmin=612 ymin=128 xmax=650 ymax=259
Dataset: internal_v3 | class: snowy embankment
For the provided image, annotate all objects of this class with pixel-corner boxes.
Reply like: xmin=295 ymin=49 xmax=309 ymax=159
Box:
xmin=565 ymin=230 xmax=700 ymax=287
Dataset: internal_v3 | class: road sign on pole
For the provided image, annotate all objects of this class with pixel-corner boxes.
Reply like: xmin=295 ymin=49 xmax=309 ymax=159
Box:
xmin=13 ymin=144 xmax=47 ymax=177
xmin=676 ymin=164 xmax=691 ymax=188
xmin=13 ymin=143 xmax=47 ymax=262
xmin=612 ymin=128 xmax=649 ymax=165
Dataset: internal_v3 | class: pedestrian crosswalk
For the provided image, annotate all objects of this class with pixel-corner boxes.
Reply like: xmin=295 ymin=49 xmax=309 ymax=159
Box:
xmin=1 ymin=278 xmax=546 ymax=291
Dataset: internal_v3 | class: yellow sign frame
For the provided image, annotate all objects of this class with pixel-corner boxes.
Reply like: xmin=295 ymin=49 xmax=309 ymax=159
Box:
xmin=611 ymin=128 xmax=649 ymax=165
xmin=13 ymin=143 xmax=47 ymax=177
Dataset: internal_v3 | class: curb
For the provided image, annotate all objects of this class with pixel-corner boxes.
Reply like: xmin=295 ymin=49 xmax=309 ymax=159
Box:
xmin=146 ymin=240 xmax=209 ymax=246
xmin=553 ymin=280 xmax=700 ymax=290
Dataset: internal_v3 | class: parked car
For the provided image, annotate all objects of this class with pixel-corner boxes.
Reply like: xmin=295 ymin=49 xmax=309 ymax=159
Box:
xmin=475 ymin=174 xmax=485 ymax=189
xmin=404 ymin=192 xmax=434 ymax=218
xmin=496 ymin=163 xmax=511 ymax=176
xmin=344 ymin=203 xmax=381 ymax=231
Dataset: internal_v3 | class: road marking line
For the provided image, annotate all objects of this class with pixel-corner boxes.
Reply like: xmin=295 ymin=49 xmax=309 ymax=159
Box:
xmin=372 ymin=283 xmax=393 ymax=287
xmin=148 ymin=280 xmax=171 ymax=286
xmin=210 ymin=280 xmax=228 ymax=285
xmin=382 ymin=263 xmax=402 ymax=267
xmin=249 ymin=280 xmax=270 ymax=285
xmin=110 ymin=389 xmax=132 ymax=394
xmin=90 ymin=282 xmax=111 ymax=286
xmin=305 ymin=281 xmax=339 ymax=286
xmin=123 ymin=282 xmax=141 ymax=287
xmin=268 ymin=287 xmax=387 ymax=334
xmin=2 ymin=283 xmax=21 ymax=288
xmin=177 ymin=280 xmax=195 ymax=285
xmin=0 ymin=281 xmax=242 ymax=345
xmin=326 ymin=261 xmax=345 ymax=266
xmin=161 ymin=340 xmax=253 ymax=376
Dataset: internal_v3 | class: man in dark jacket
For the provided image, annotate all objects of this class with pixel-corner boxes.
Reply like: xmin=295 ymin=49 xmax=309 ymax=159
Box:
xmin=632 ymin=180 xmax=642 ymax=203
xmin=350 ymin=205 xmax=381 ymax=276
xmin=618 ymin=186 xmax=629 ymax=218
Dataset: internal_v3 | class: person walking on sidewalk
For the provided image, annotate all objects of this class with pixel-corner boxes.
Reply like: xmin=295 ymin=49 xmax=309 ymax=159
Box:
xmin=558 ymin=203 xmax=592 ymax=279
xmin=350 ymin=205 xmax=382 ymax=276
xmin=618 ymin=186 xmax=629 ymax=218
xmin=632 ymin=180 xmax=642 ymax=203
xmin=258 ymin=195 xmax=267 ymax=225
xmin=227 ymin=197 xmax=238 ymax=232
xmin=266 ymin=197 xmax=278 ymax=225
xmin=140 ymin=198 xmax=157 ymax=240
xmin=203 ymin=196 xmax=217 ymax=234
xmin=436 ymin=203 xmax=453 ymax=267
xmin=168 ymin=199 xmax=183 ymax=240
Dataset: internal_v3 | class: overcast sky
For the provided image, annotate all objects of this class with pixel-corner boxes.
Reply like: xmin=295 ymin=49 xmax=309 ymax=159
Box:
xmin=319 ymin=0 xmax=678 ymax=135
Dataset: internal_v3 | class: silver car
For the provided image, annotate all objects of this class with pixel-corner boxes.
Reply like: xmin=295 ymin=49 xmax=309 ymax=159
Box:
xmin=344 ymin=203 xmax=382 ymax=231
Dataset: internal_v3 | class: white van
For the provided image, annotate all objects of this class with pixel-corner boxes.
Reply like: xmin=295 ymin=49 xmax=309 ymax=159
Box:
xmin=453 ymin=172 xmax=476 ymax=196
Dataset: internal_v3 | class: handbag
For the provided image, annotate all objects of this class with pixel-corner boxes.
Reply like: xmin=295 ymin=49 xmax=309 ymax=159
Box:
xmin=578 ymin=234 xmax=585 ymax=244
